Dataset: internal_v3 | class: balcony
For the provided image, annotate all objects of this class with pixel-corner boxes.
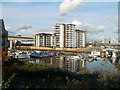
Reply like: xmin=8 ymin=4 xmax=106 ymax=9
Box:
xmin=55 ymin=25 xmax=60 ymax=27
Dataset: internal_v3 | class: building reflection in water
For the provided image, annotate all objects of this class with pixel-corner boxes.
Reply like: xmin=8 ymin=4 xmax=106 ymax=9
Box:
xmin=26 ymin=56 xmax=118 ymax=75
xmin=111 ymin=57 xmax=120 ymax=65
xmin=28 ymin=56 xmax=86 ymax=73
xmin=64 ymin=59 xmax=85 ymax=72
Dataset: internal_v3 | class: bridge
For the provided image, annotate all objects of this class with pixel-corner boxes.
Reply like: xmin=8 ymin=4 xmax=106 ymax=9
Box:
xmin=8 ymin=35 xmax=35 ymax=48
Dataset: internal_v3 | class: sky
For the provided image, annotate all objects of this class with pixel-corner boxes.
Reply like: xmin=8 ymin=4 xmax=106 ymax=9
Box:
xmin=0 ymin=0 xmax=119 ymax=42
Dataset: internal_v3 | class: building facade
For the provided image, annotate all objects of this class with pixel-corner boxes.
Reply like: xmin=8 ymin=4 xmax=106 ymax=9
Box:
xmin=35 ymin=23 xmax=86 ymax=48
xmin=20 ymin=40 xmax=35 ymax=46
xmin=35 ymin=33 xmax=54 ymax=47
xmin=0 ymin=19 xmax=8 ymax=56
xmin=110 ymin=38 xmax=118 ymax=44
xmin=54 ymin=23 xmax=76 ymax=48
xmin=76 ymin=30 xmax=86 ymax=48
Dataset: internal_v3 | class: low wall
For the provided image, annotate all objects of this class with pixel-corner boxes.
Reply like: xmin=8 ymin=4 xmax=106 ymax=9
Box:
xmin=14 ymin=46 xmax=105 ymax=54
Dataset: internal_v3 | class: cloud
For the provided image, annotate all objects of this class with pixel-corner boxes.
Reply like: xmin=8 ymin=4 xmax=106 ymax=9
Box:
xmin=104 ymin=16 xmax=118 ymax=25
xmin=112 ymin=27 xmax=119 ymax=33
xmin=5 ymin=26 xmax=11 ymax=30
xmin=3 ymin=0 xmax=64 ymax=2
xmin=16 ymin=25 xmax=54 ymax=37
xmin=55 ymin=15 xmax=65 ymax=21
xmin=59 ymin=0 xmax=83 ymax=15
xmin=72 ymin=20 xmax=105 ymax=34
xmin=37 ymin=26 xmax=54 ymax=33
xmin=16 ymin=30 xmax=35 ymax=37
xmin=87 ymin=33 xmax=105 ymax=41
xmin=99 ymin=36 xmax=104 ymax=40
xmin=10 ymin=24 xmax=33 ymax=36
xmin=8 ymin=24 xmax=54 ymax=37
xmin=15 ymin=26 xmax=54 ymax=37
xmin=17 ymin=24 xmax=32 ymax=31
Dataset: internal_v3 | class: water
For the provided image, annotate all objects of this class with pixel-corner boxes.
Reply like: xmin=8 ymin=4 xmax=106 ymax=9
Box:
xmin=19 ymin=55 xmax=119 ymax=76
xmin=86 ymin=58 xmax=118 ymax=75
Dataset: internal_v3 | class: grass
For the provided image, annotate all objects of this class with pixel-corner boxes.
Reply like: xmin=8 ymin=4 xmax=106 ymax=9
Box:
xmin=2 ymin=59 xmax=120 ymax=89
xmin=6 ymin=68 xmax=99 ymax=88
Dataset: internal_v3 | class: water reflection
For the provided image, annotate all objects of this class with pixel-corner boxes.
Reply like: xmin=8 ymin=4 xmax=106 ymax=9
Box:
xmin=86 ymin=58 xmax=118 ymax=75
xmin=24 ymin=56 xmax=118 ymax=75
xmin=112 ymin=57 xmax=120 ymax=64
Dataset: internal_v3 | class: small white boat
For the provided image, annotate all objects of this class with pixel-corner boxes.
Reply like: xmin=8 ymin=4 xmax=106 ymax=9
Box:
xmin=8 ymin=50 xmax=11 ymax=54
xmin=18 ymin=54 xmax=30 ymax=59
xmin=18 ymin=51 xmax=23 ymax=54
xmin=90 ymin=51 xmax=100 ymax=57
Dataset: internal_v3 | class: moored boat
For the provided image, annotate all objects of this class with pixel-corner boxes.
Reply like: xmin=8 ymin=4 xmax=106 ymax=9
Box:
xmin=90 ymin=51 xmax=100 ymax=57
xmin=47 ymin=52 xmax=56 ymax=56
xmin=30 ymin=52 xmax=43 ymax=58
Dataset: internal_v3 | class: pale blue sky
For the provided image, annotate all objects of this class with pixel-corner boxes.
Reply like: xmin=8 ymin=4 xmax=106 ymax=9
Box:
xmin=0 ymin=0 xmax=118 ymax=42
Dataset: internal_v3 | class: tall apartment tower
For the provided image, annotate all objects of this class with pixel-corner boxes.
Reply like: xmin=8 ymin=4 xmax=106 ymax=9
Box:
xmin=76 ymin=30 xmax=86 ymax=47
xmin=54 ymin=23 xmax=76 ymax=48
xmin=35 ymin=33 xmax=54 ymax=47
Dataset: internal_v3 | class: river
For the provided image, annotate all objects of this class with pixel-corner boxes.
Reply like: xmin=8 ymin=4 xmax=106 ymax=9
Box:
xmin=18 ymin=54 xmax=119 ymax=76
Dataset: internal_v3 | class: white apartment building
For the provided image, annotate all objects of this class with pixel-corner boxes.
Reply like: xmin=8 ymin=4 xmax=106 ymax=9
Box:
xmin=54 ymin=23 xmax=76 ymax=48
xmin=35 ymin=24 xmax=86 ymax=48
xmin=76 ymin=30 xmax=86 ymax=48
xmin=35 ymin=33 xmax=54 ymax=47
xmin=110 ymin=38 xmax=118 ymax=44
xmin=102 ymin=38 xmax=118 ymax=44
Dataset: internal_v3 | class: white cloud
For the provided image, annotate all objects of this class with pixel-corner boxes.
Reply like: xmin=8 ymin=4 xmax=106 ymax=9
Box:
xmin=20 ymin=29 xmax=27 ymax=32
xmin=72 ymin=20 xmax=105 ymax=33
xmin=87 ymin=33 xmax=105 ymax=41
xmin=5 ymin=26 xmax=11 ymax=30
xmin=72 ymin=20 xmax=82 ymax=26
xmin=112 ymin=27 xmax=118 ymax=33
xmin=16 ymin=29 xmax=35 ymax=37
xmin=3 ymin=0 xmax=64 ymax=2
xmin=0 ymin=2 xmax=2 ymax=19
xmin=10 ymin=24 xmax=33 ymax=36
xmin=99 ymin=36 xmax=104 ymax=40
xmin=55 ymin=15 xmax=65 ymax=21
xmin=17 ymin=24 xmax=32 ymax=31
xmin=59 ymin=0 xmax=83 ymax=15
xmin=3 ymin=0 xmax=119 ymax=2
xmin=16 ymin=25 xmax=54 ymax=37
xmin=37 ymin=26 xmax=54 ymax=33
xmin=104 ymin=16 xmax=118 ymax=25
